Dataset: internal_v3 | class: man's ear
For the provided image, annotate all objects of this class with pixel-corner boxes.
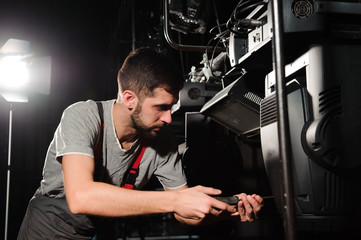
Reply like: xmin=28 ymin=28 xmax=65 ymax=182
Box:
xmin=122 ymin=90 xmax=138 ymax=109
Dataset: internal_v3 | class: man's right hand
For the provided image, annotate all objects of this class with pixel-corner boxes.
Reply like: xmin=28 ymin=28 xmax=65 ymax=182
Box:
xmin=170 ymin=185 xmax=237 ymax=220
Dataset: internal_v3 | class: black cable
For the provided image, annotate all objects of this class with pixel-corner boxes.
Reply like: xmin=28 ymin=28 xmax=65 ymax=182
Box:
xmin=209 ymin=0 xmax=261 ymax=41
xmin=231 ymin=0 xmax=252 ymax=21
xmin=205 ymin=37 xmax=214 ymax=66
xmin=212 ymin=0 xmax=228 ymax=48
xmin=204 ymin=36 xmax=224 ymax=82
xmin=210 ymin=37 xmax=223 ymax=80
xmin=226 ymin=0 xmax=251 ymax=36
xmin=204 ymin=0 xmax=266 ymax=82
xmin=226 ymin=0 xmax=265 ymax=36
xmin=226 ymin=17 xmax=249 ymax=36
xmin=235 ymin=1 xmax=265 ymax=18
xmin=209 ymin=23 xmax=227 ymax=36
xmin=177 ymin=32 xmax=186 ymax=79
xmin=212 ymin=0 xmax=223 ymax=34
xmin=233 ymin=0 xmax=258 ymax=20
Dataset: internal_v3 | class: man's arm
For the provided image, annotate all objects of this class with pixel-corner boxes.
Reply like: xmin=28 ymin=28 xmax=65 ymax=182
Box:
xmin=62 ymin=154 xmax=235 ymax=218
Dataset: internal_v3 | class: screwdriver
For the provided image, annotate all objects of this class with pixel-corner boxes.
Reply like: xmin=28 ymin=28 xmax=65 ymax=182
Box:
xmin=214 ymin=195 xmax=274 ymax=205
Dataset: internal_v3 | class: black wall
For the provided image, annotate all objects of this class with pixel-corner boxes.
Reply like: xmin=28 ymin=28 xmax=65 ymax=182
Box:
xmin=0 ymin=1 xmax=280 ymax=239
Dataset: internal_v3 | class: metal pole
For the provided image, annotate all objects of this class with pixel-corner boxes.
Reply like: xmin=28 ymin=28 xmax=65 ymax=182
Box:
xmin=4 ymin=104 xmax=13 ymax=240
xmin=131 ymin=0 xmax=136 ymax=51
xmin=271 ymin=0 xmax=297 ymax=239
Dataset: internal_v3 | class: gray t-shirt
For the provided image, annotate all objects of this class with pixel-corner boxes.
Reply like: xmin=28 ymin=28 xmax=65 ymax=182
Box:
xmin=40 ymin=99 xmax=187 ymax=198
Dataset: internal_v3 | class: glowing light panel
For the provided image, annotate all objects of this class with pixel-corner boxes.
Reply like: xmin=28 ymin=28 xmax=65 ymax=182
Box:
xmin=0 ymin=56 xmax=29 ymax=90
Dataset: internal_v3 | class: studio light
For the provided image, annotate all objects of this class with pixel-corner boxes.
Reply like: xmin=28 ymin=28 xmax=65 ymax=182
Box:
xmin=0 ymin=56 xmax=29 ymax=90
xmin=0 ymin=38 xmax=51 ymax=240
xmin=0 ymin=38 xmax=51 ymax=103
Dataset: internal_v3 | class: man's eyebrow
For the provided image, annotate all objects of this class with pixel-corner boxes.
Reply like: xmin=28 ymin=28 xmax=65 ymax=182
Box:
xmin=155 ymin=103 xmax=173 ymax=107
xmin=154 ymin=104 xmax=173 ymax=109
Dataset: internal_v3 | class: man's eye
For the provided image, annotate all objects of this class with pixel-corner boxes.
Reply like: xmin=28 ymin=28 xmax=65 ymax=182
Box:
xmin=157 ymin=105 xmax=170 ymax=111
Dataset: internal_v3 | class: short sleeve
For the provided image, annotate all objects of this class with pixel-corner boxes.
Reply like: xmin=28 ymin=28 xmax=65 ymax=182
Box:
xmin=55 ymin=101 xmax=101 ymax=162
xmin=154 ymin=152 xmax=187 ymax=189
xmin=152 ymin=129 xmax=187 ymax=189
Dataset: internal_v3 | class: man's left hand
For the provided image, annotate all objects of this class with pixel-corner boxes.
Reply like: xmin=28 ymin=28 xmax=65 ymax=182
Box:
xmin=230 ymin=193 xmax=264 ymax=222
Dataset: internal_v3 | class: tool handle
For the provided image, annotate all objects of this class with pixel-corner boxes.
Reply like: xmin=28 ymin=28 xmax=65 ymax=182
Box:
xmin=213 ymin=196 xmax=240 ymax=205
xmin=214 ymin=195 xmax=274 ymax=205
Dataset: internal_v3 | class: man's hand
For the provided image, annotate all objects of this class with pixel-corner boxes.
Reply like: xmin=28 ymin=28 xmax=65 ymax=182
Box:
xmin=169 ymin=185 xmax=263 ymax=225
xmin=172 ymin=185 xmax=237 ymax=220
xmin=231 ymin=193 xmax=264 ymax=222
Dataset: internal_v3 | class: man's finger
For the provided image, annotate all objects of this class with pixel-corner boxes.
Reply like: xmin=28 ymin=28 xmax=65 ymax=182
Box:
xmin=209 ymin=208 xmax=222 ymax=216
xmin=246 ymin=213 xmax=254 ymax=222
xmin=247 ymin=195 xmax=263 ymax=215
xmin=252 ymin=194 xmax=264 ymax=205
xmin=240 ymin=195 xmax=253 ymax=215
xmin=193 ymin=185 xmax=222 ymax=196
xmin=211 ymin=198 xmax=237 ymax=213
xmin=238 ymin=201 xmax=247 ymax=222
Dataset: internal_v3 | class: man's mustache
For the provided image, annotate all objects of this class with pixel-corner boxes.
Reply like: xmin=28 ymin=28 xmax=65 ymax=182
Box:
xmin=151 ymin=123 xmax=165 ymax=129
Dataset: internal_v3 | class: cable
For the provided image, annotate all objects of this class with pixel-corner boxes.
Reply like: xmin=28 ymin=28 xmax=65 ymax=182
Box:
xmin=226 ymin=0 xmax=266 ymax=36
xmin=177 ymin=32 xmax=186 ymax=79
xmin=210 ymin=38 xmax=223 ymax=80
xmin=209 ymin=23 xmax=227 ymax=36
xmin=204 ymin=36 xmax=224 ymax=82
xmin=212 ymin=0 xmax=228 ymax=48
xmin=235 ymin=1 xmax=265 ymax=18
xmin=212 ymin=0 xmax=223 ymax=34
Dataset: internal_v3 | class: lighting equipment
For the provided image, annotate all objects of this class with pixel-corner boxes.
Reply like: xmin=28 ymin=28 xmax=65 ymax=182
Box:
xmin=168 ymin=0 xmax=210 ymax=34
xmin=0 ymin=39 xmax=52 ymax=102
xmin=200 ymin=74 xmax=262 ymax=138
xmin=0 ymin=38 xmax=51 ymax=240
xmin=261 ymin=44 xmax=361 ymax=231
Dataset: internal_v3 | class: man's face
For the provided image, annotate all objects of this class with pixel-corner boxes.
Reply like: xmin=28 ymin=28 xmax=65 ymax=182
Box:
xmin=130 ymin=87 xmax=178 ymax=138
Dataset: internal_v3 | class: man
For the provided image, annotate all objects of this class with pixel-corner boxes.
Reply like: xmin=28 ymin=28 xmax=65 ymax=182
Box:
xmin=17 ymin=48 xmax=263 ymax=239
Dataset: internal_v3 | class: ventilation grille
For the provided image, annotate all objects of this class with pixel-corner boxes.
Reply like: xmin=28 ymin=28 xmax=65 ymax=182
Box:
xmin=244 ymin=91 xmax=263 ymax=105
xmin=325 ymin=172 xmax=345 ymax=208
xmin=260 ymin=94 xmax=277 ymax=127
xmin=316 ymin=86 xmax=342 ymax=138
xmin=319 ymin=86 xmax=342 ymax=115
xmin=292 ymin=0 xmax=314 ymax=19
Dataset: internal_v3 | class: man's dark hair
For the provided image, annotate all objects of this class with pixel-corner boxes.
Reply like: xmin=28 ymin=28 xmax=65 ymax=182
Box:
xmin=117 ymin=47 xmax=184 ymax=99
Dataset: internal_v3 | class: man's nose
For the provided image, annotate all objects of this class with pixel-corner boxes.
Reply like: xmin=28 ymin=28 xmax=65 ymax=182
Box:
xmin=160 ymin=110 xmax=172 ymax=124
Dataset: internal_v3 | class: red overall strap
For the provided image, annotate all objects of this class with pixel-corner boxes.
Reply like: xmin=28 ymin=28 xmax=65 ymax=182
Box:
xmin=94 ymin=102 xmax=147 ymax=189
xmin=121 ymin=138 xmax=148 ymax=189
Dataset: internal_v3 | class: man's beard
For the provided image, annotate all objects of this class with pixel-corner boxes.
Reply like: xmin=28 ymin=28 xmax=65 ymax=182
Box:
xmin=130 ymin=105 xmax=164 ymax=138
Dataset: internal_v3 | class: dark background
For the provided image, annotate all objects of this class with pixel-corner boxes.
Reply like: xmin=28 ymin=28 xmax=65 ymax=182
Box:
xmin=2 ymin=1 xmax=361 ymax=240
xmin=0 ymin=0 xmax=280 ymax=239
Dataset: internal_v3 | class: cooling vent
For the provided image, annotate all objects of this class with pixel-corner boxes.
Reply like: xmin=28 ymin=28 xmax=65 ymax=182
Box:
xmin=260 ymin=94 xmax=277 ymax=127
xmin=319 ymin=86 xmax=342 ymax=115
xmin=244 ymin=91 xmax=263 ymax=105
xmin=325 ymin=172 xmax=345 ymax=208
xmin=316 ymin=86 xmax=342 ymax=143
xmin=292 ymin=0 xmax=314 ymax=19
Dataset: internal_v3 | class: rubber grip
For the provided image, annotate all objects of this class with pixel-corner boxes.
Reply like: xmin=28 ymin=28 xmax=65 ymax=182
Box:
xmin=213 ymin=196 xmax=240 ymax=205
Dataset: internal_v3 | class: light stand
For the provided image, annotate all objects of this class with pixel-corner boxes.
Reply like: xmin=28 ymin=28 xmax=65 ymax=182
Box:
xmin=4 ymin=104 xmax=13 ymax=240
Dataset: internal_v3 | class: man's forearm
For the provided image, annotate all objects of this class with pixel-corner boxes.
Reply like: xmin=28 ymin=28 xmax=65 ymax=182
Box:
xmin=63 ymin=154 xmax=181 ymax=217
xmin=66 ymin=181 xmax=177 ymax=217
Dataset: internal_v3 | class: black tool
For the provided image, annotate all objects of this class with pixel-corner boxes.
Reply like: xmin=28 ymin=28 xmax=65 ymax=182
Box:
xmin=213 ymin=196 xmax=240 ymax=205
xmin=214 ymin=195 xmax=274 ymax=205
xmin=262 ymin=196 xmax=274 ymax=200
